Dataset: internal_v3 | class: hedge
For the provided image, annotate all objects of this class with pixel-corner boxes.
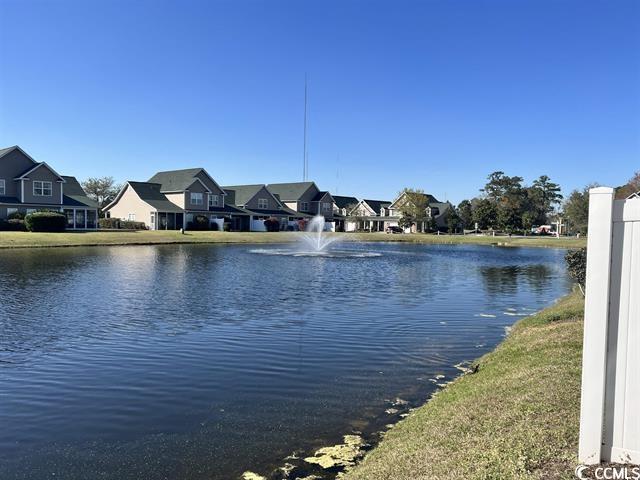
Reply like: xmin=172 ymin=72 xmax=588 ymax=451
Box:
xmin=24 ymin=212 xmax=66 ymax=232
xmin=98 ymin=218 xmax=147 ymax=230
xmin=187 ymin=215 xmax=209 ymax=231
xmin=0 ymin=218 xmax=27 ymax=231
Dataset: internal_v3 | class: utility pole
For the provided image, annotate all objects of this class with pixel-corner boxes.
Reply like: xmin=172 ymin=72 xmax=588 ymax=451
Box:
xmin=303 ymin=73 xmax=308 ymax=181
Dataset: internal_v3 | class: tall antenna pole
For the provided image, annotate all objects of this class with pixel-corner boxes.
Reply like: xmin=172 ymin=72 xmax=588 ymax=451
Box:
xmin=303 ymin=73 xmax=308 ymax=181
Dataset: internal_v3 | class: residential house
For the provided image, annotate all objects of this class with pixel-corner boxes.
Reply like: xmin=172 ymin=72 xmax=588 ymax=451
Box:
xmin=0 ymin=145 xmax=98 ymax=228
xmin=104 ymin=168 xmax=251 ymax=230
xmin=222 ymin=184 xmax=306 ymax=231
xmin=332 ymin=195 xmax=359 ymax=232
xmin=344 ymin=199 xmax=391 ymax=232
xmin=385 ymin=191 xmax=452 ymax=232
xmin=266 ymin=181 xmax=335 ymax=228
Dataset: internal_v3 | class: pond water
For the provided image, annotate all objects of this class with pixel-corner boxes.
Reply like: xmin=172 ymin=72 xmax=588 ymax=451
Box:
xmin=0 ymin=242 xmax=571 ymax=479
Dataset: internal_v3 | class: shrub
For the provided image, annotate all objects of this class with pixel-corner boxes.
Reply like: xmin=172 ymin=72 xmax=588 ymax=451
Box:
xmin=24 ymin=211 xmax=66 ymax=232
xmin=263 ymin=217 xmax=280 ymax=232
xmin=187 ymin=215 xmax=209 ymax=231
xmin=0 ymin=218 xmax=27 ymax=231
xmin=98 ymin=218 xmax=146 ymax=230
xmin=7 ymin=211 xmax=24 ymax=220
xmin=210 ymin=221 xmax=219 ymax=231
xmin=565 ymin=248 xmax=587 ymax=295
xmin=223 ymin=222 xmax=231 ymax=232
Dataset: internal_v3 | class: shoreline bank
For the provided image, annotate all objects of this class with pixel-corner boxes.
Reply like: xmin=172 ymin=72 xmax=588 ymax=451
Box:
xmin=0 ymin=231 xmax=586 ymax=250
xmin=340 ymin=291 xmax=585 ymax=480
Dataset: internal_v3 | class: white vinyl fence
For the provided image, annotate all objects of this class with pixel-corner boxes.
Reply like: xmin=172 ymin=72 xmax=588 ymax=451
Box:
xmin=579 ymin=187 xmax=640 ymax=465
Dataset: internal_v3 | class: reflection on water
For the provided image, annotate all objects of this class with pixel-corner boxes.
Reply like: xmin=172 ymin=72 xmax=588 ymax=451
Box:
xmin=0 ymin=243 xmax=571 ymax=480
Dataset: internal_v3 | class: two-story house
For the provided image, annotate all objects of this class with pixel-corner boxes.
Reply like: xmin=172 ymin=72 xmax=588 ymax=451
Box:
xmin=385 ymin=191 xmax=452 ymax=232
xmin=332 ymin=195 xmax=359 ymax=232
xmin=0 ymin=145 xmax=98 ymax=228
xmin=222 ymin=184 xmax=306 ymax=231
xmin=344 ymin=199 xmax=391 ymax=232
xmin=266 ymin=181 xmax=335 ymax=228
xmin=104 ymin=168 xmax=243 ymax=230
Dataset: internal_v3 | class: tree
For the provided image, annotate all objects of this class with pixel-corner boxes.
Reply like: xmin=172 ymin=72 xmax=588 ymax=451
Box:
xmin=528 ymin=175 xmax=563 ymax=224
xmin=457 ymin=200 xmax=474 ymax=229
xmin=481 ymin=171 xmax=525 ymax=232
xmin=397 ymin=188 xmax=429 ymax=232
xmin=616 ymin=171 xmax=640 ymax=199
xmin=563 ymin=185 xmax=595 ymax=234
xmin=445 ymin=207 xmax=461 ymax=234
xmin=81 ymin=177 xmax=121 ymax=214
xmin=472 ymin=198 xmax=497 ymax=230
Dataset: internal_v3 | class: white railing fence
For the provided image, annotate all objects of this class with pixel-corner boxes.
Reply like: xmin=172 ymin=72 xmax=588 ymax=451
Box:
xmin=579 ymin=187 xmax=640 ymax=465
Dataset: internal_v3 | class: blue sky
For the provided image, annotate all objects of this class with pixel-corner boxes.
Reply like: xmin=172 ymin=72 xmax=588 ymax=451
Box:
xmin=1 ymin=0 xmax=638 ymax=204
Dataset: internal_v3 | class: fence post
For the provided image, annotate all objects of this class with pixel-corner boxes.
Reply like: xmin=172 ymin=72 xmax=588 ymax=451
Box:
xmin=578 ymin=187 xmax=615 ymax=464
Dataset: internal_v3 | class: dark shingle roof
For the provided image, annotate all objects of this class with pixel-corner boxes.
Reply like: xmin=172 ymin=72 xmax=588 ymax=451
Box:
xmin=332 ymin=195 xmax=359 ymax=209
xmin=362 ymin=199 xmax=391 ymax=214
xmin=312 ymin=190 xmax=331 ymax=201
xmin=221 ymin=184 xmax=264 ymax=206
xmin=266 ymin=182 xmax=316 ymax=201
xmin=128 ymin=182 xmax=183 ymax=212
xmin=0 ymin=146 xmax=18 ymax=158
xmin=147 ymin=168 xmax=209 ymax=192
xmin=61 ymin=176 xmax=99 ymax=208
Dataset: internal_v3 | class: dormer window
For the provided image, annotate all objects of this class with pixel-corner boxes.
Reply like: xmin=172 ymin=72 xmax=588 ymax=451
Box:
xmin=342 ymin=208 xmax=347 ymax=216
xmin=380 ymin=208 xmax=385 ymax=216
xmin=33 ymin=181 xmax=52 ymax=196
xmin=300 ymin=201 xmax=309 ymax=212
xmin=209 ymin=194 xmax=219 ymax=207
xmin=190 ymin=192 xmax=203 ymax=205
xmin=0 ymin=179 xmax=5 ymax=195
xmin=257 ymin=198 xmax=268 ymax=209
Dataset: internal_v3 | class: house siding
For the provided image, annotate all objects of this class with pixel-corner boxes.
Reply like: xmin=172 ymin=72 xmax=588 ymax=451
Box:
xmin=184 ymin=180 xmax=210 ymax=211
xmin=243 ymin=186 xmax=282 ymax=212
xmin=107 ymin=184 xmax=153 ymax=226
xmin=0 ymin=149 xmax=35 ymax=198
xmin=21 ymin=166 xmax=63 ymax=205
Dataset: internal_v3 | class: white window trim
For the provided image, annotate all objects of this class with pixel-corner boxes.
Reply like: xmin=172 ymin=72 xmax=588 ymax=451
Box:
xmin=322 ymin=202 xmax=331 ymax=212
xmin=33 ymin=180 xmax=53 ymax=197
xmin=0 ymin=179 xmax=5 ymax=195
xmin=257 ymin=198 xmax=268 ymax=209
xmin=209 ymin=194 xmax=219 ymax=207
xmin=300 ymin=201 xmax=309 ymax=212
xmin=128 ymin=213 xmax=136 ymax=221
xmin=191 ymin=192 xmax=204 ymax=205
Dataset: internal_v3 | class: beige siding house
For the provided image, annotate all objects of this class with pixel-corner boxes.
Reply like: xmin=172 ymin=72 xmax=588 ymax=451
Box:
xmin=0 ymin=145 xmax=98 ymax=228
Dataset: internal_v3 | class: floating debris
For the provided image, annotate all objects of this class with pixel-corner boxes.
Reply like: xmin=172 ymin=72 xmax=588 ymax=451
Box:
xmin=439 ymin=321 xmax=447 ymax=325
xmin=454 ymin=361 xmax=478 ymax=374
xmin=279 ymin=463 xmax=296 ymax=477
xmin=434 ymin=374 xmax=445 ymax=380
xmin=475 ymin=313 xmax=496 ymax=318
xmin=506 ymin=307 xmax=517 ymax=312
xmin=385 ymin=408 xmax=399 ymax=415
xmin=437 ymin=383 xmax=448 ymax=388
xmin=303 ymin=435 xmax=366 ymax=469
xmin=391 ymin=397 xmax=408 ymax=406
xmin=400 ymin=413 xmax=410 ymax=418
xmin=385 ymin=423 xmax=395 ymax=429
xmin=242 ymin=472 xmax=266 ymax=480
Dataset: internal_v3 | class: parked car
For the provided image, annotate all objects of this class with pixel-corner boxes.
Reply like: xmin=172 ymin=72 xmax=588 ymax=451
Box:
xmin=386 ymin=226 xmax=404 ymax=234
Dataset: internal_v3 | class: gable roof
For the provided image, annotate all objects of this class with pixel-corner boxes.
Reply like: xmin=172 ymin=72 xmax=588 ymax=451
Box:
xmin=14 ymin=162 xmax=66 ymax=182
xmin=389 ymin=191 xmax=439 ymax=209
xmin=266 ymin=181 xmax=317 ymax=201
xmin=104 ymin=181 xmax=183 ymax=212
xmin=312 ymin=190 xmax=333 ymax=202
xmin=362 ymin=199 xmax=391 ymax=214
xmin=332 ymin=195 xmax=359 ymax=209
xmin=222 ymin=184 xmax=266 ymax=206
xmin=148 ymin=168 xmax=219 ymax=193
xmin=61 ymin=176 xmax=99 ymax=208
xmin=0 ymin=145 xmax=39 ymax=164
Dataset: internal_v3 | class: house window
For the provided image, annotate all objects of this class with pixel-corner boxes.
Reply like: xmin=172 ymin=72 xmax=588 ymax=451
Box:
xmin=128 ymin=213 xmax=136 ymax=221
xmin=209 ymin=194 xmax=219 ymax=207
xmin=342 ymin=208 xmax=347 ymax=216
xmin=26 ymin=208 xmax=37 ymax=214
xmin=322 ymin=202 xmax=331 ymax=212
xmin=300 ymin=201 xmax=309 ymax=211
xmin=257 ymin=198 xmax=268 ymax=209
xmin=33 ymin=181 xmax=52 ymax=196
xmin=380 ymin=208 xmax=385 ymax=216
xmin=191 ymin=192 xmax=203 ymax=205
xmin=0 ymin=179 xmax=5 ymax=195
xmin=7 ymin=207 xmax=17 ymax=216
xmin=150 ymin=212 xmax=155 ymax=227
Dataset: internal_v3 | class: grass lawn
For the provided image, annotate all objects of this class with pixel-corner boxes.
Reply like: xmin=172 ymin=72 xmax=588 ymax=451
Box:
xmin=0 ymin=230 xmax=586 ymax=249
xmin=343 ymin=292 xmax=585 ymax=480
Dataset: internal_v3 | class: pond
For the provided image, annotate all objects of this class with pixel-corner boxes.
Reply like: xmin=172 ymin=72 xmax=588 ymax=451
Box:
xmin=0 ymin=242 xmax=571 ymax=479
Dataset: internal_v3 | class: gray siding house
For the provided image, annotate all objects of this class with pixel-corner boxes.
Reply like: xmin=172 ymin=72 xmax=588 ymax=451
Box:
xmin=0 ymin=145 xmax=98 ymax=228
xmin=266 ymin=181 xmax=335 ymax=223
xmin=222 ymin=184 xmax=306 ymax=230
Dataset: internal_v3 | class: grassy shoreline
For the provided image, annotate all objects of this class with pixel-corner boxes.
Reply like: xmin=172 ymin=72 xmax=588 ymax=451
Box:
xmin=342 ymin=292 xmax=585 ymax=480
xmin=0 ymin=231 xmax=586 ymax=249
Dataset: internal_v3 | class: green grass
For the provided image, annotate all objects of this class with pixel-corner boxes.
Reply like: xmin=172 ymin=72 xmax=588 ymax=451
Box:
xmin=343 ymin=291 xmax=585 ymax=480
xmin=0 ymin=230 xmax=586 ymax=249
